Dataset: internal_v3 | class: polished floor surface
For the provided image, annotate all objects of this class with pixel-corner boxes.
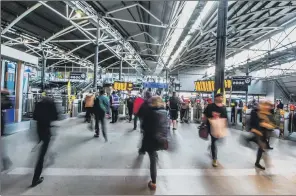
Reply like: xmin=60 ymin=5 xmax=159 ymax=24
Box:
xmin=1 ymin=118 xmax=296 ymax=195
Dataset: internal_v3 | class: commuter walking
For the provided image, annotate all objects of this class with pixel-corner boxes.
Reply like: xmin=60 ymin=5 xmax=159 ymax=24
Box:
xmin=31 ymin=93 xmax=58 ymax=187
xmin=138 ymin=96 xmax=169 ymax=190
xmin=110 ymin=91 xmax=120 ymax=123
xmin=168 ymin=92 xmax=180 ymax=130
xmin=133 ymin=94 xmax=144 ymax=130
xmin=203 ymin=93 xmax=228 ymax=167
xmin=244 ymin=101 xmax=276 ymax=170
xmin=84 ymin=90 xmax=95 ymax=123
xmin=126 ymin=94 xmax=135 ymax=123
xmin=93 ymin=90 xmax=109 ymax=141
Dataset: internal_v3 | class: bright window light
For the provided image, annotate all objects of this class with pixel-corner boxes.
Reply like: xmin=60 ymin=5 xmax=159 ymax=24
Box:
xmin=163 ymin=1 xmax=199 ymax=68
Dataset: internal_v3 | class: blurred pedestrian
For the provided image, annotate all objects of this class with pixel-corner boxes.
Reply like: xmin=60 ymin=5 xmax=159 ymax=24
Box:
xmin=244 ymin=101 xmax=276 ymax=170
xmin=126 ymin=93 xmax=135 ymax=123
xmin=168 ymin=92 xmax=180 ymax=130
xmin=110 ymin=91 xmax=120 ymax=123
xmin=133 ymin=94 xmax=144 ymax=130
xmin=84 ymin=90 xmax=95 ymax=123
xmin=138 ymin=96 xmax=169 ymax=190
xmin=31 ymin=92 xmax=58 ymax=187
xmin=203 ymin=93 xmax=228 ymax=167
xmin=93 ymin=90 xmax=109 ymax=141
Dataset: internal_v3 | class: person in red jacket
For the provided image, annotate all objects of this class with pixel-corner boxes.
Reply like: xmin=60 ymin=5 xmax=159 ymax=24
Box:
xmin=133 ymin=94 xmax=144 ymax=130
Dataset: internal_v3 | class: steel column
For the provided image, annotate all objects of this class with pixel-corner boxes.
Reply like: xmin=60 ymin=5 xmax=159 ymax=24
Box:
xmin=93 ymin=15 xmax=100 ymax=89
xmin=119 ymin=58 xmax=123 ymax=80
xmin=245 ymin=63 xmax=249 ymax=104
xmin=41 ymin=56 xmax=46 ymax=91
xmin=214 ymin=0 xmax=228 ymax=95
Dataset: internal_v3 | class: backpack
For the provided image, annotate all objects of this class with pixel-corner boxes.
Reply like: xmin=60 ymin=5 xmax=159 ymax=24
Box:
xmin=94 ymin=96 xmax=105 ymax=114
xmin=154 ymin=109 xmax=170 ymax=150
xmin=169 ymin=97 xmax=179 ymax=110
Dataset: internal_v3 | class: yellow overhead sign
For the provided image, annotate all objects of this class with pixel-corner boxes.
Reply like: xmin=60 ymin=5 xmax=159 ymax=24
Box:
xmin=113 ymin=81 xmax=133 ymax=91
xmin=194 ymin=80 xmax=232 ymax=92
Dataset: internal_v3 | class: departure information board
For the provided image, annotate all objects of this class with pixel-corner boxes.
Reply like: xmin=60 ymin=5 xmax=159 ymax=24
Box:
xmin=194 ymin=80 xmax=232 ymax=92
xmin=113 ymin=81 xmax=133 ymax=91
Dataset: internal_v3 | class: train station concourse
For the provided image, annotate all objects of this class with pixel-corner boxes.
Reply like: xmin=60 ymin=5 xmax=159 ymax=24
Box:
xmin=1 ymin=0 xmax=296 ymax=195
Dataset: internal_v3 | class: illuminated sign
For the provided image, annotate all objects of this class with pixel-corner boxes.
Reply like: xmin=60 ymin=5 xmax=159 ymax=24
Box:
xmin=194 ymin=80 xmax=232 ymax=92
xmin=113 ymin=81 xmax=133 ymax=91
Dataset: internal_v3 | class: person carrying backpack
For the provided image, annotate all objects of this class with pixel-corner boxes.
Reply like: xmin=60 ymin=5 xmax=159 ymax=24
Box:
xmin=93 ymin=90 xmax=109 ymax=141
xmin=138 ymin=96 xmax=169 ymax=190
xmin=168 ymin=92 xmax=180 ymax=130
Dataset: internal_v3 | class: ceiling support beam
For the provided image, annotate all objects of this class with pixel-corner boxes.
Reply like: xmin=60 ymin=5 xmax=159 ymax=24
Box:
xmin=65 ymin=42 xmax=92 ymax=56
xmin=42 ymin=20 xmax=88 ymax=45
xmin=106 ymin=3 xmax=163 ymax=25
xmin=1 ymin=2 xmax=44 ymax=35
xmin=98 ymin=55 xmax=116 ymax=66
xmin=128 ymin=32 xmax=159 ymax=43
xmin=128 ymin=40 xmax=162 ymax=46
xmin=103 ymin=16 xmax=166 ymax=28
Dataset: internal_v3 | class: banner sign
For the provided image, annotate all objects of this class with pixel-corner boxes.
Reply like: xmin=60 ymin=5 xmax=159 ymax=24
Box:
xmin=113 ymin=81 xmax=133 ymax=91
xmin=194 ymin=80 xmax=232 ymax=92
xmin=194 ymin=76 xmax=252 ymax=92
xmin=69 ymin=72 xmax=86 ymax=81
xmin=143 ymin=82 xmax=168 ymax=89
xmin=232 ymin=76 xmax=252 ymax=91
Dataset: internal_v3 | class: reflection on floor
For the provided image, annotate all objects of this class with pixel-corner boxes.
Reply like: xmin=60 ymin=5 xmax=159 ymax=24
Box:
xmin=2 ymin=118 xmax=296 ymax=195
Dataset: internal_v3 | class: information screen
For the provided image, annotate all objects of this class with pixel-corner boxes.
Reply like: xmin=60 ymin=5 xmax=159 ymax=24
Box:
xmin=113 ymin=81 xmax=133 ymax=91
xmin=194 ymin=80 xmax=232 ymax=92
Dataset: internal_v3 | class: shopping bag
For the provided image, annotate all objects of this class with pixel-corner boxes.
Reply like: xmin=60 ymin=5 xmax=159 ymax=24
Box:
xmin=208 ymin=118 xmax=228 ymax=138
xmin=198 ymin=123 xmax=209 ymax=140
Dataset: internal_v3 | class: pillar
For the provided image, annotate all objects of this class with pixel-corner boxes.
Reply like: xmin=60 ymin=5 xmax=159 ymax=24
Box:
xmin=245 ymin=63 xmax=249 ymax=104
xmin=214 ymin=0 xmax=228 ymax=95
xmin=119 ymin=58 xmax=123 ymax=80
xmin=93 ymin=14 xmax=100 ymax=90
xmin=15 ymin=61 xmax=24 ymax=123
xmin=41 ymin=57 xmax=46 ymax=91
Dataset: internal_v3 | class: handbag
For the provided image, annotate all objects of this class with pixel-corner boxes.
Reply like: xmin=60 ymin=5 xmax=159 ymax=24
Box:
xmin=198 ymin=123 xmax=209 ymax=140
xmin=208 ymin=118 xmax=228 ymax=138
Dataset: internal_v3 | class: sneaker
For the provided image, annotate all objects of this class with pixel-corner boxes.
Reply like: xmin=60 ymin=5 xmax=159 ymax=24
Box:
xmin=148 ymin=181 xmax=156 ymax=190
xmin=31 ymin=177 xmax=44 ymax=187
xmin=212 ymin=160 xmax=218 ymax=167
xmin=94 ymin=134 xmax=99 ymax=138
xmin=255 ymin=163 xmax=265 ymax=170
xmin=172 ymin=128 xmax=177 ymax=131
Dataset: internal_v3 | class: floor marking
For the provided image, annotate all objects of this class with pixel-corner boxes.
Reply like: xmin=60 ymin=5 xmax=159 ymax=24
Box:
xmin=6 ymin=167 xmax=296 ymax=177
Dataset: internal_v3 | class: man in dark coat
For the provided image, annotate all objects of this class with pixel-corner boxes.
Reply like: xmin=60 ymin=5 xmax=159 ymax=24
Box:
xmin=32 ymin=93 xmax=58 ymax=187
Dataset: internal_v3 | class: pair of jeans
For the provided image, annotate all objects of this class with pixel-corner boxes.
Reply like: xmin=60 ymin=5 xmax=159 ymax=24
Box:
xmin=111 ymin=107 xmax=118 ymax=123
xmin=32 ymin=126 xmax=51 ymax=183
xmin=85 ymin=107 xmax=92 ymax=122
xmin=148 ymin=151 xmax=158 ymax=184
xmin=210 ymin=134 xmax=218 ymax=160
xmin=128 ymin=107 xmax=133 ymax=122
xmin=180 ymin=109 xmax=186 ymax=121
xmin=134 ymin=115 xmax=138 ymax=129
xmin=95 ymin=112 xmax=106 ymax=139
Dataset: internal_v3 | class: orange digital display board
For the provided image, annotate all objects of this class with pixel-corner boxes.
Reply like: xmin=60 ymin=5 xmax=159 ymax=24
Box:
xmin=194 ymin=80 xmax=232 ymax=92
xmin=113 ymin=81 xmax=133 ymax=91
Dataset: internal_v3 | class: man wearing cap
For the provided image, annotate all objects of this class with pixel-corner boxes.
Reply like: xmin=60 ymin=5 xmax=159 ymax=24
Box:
xmin=203 ymin=93 xmax=227 ymax=167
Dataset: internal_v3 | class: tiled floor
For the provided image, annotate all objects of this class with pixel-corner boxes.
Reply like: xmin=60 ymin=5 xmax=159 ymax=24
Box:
xmin=1 ymin=118 xmax=296 ymax=195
